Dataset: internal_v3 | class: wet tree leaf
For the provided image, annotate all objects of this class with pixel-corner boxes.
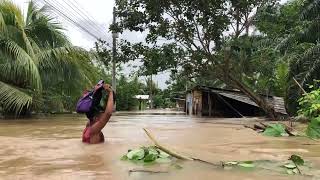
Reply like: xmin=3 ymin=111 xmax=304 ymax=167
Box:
xmin=242 ymin=161 xmax=254 ymax=164
xmin=292 ymin=168 xmax=299 ymax=174
xmin=289 ymin=155 xmax=304 ymax=166
xmin=284 ymin=163 xmax=296 ymax=169
xmin=287 ymin=169 xmax=294 ymax=175
xmin=127 ymin=148 xmax=145 ymax=160
xmin=238 ymin=162 xmax=255 ymax=168
xmin=144 ymin=154 xmax=158 ymax=162
xmin=262 ymin=124 xmax=289 ymax=137
xmin=306 ymin=117 xmax=320 ymax=139
xmin=148 ymin=148 xmax=158 ymax=156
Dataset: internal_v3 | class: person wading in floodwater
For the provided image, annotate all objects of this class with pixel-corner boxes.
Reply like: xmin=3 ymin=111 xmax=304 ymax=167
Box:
xmin=79 ymin=82 xmax=114 ymax=144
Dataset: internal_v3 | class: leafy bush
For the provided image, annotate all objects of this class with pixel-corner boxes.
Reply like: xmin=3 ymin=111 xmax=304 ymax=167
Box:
xmin=306 ymin=117 xmax=320 ymax=139
xmin=297 ymin=81 xmax=320 ymax=139
xmin=298 ymin=88 xmax=320 ymax=119
xmin=263 ymin=124 xmax=289 ymax=137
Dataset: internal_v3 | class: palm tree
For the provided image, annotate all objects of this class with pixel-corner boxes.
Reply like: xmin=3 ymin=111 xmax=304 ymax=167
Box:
xmin=281 ymin=0 xmax=320 ymax=114
xmin=0 ymin=0 xmax=97 ymax=115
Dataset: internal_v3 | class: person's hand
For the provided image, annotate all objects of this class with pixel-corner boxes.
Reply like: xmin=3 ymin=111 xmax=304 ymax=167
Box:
xmin=103 ymin=84 xmax=112 ymax=92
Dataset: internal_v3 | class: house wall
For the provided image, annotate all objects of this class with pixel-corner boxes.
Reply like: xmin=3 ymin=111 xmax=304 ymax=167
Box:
xmin=186 ymin=93 xmax=193 ymax=115
xmin=192 ymin=90 xmax=202 ymax=116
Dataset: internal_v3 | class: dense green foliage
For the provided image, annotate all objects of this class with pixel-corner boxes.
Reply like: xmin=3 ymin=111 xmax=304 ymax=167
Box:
xmin=2 ymin=0 xmax=320 ymax=117
xmin=298 ymin=86 xmax=320 ymax=119
xmin=116 ymin=75 xmax=144 ymax=111
xmin=0 ymin=0 xmax=105 ymax=116
xmin=298 ymin=82 xmax=320 ymax=139
xmin=112 ymin=0 xmax=320 ymax=117
xmin=114 ymin=0 xmax=297 ymax=119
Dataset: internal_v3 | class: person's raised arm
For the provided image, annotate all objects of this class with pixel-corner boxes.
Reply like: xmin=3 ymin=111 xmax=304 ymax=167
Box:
xmin=90 ymin=84 xmax=114 ymax=134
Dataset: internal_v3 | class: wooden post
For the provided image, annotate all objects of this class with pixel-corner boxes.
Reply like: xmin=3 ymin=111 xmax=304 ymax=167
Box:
xmin=208 ymin=92 xmax=212 ymax=116
xmin=216 ymin=94 xmax=244 ymax=118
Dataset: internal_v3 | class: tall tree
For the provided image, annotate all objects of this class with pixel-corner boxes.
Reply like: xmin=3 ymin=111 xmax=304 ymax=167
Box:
xmin=114 ymin=0 xmax=280 ymax=119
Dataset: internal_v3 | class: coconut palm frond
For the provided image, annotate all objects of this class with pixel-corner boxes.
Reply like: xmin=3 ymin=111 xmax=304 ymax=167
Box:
xmin=300 ymin=0 xmax=320 ymax=20
xmin=0 ymin=38 xmax=41 ymax=89
xmin=0 ymin=0 xmax=24 ymax=28
xmin=0 ymin=81 xmax=33 ymax=115
xmin=25 ymin=1 xmax=70 ymax=48
xmin=291 ymin=44 xmax=320 ymax=85
xmin=298 ymin=45 xmax=320 ymax=85
xmin=0 ymin=11 xmax=5 ymax=32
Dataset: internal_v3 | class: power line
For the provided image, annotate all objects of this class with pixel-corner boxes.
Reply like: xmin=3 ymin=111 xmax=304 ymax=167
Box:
xmin=48 ymin=0 xmax=103 ymax=38
xmin=39 ymin=0 xmax=101 ymax=40
xmin=59 ymin=0 xmax=108 ymax=39
xmin=57 ymin=0 xmax=103 ymax=38
xmin=68 ymin=0 xmax=108 ymax=36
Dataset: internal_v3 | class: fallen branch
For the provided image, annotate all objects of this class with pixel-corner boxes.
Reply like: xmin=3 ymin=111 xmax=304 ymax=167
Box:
xmin=192 ymin=158 xmax=223 ymax=167
xmin=143 ymin=128 xmax=193 ymax=160
xmin=143 ymin=128 xmax=234 ymax=168
xmin=244 ymin=122 xmax=298 ymax=136
xmin=293 ymin=77 xmax=307 ymax=94
xmin=129 ymin=169 xmax=168 ymax=174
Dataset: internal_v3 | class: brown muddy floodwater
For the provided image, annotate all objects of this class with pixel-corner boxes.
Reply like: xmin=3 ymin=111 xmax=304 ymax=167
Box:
xmin=0 ymin=111 xmax=320 ymax=180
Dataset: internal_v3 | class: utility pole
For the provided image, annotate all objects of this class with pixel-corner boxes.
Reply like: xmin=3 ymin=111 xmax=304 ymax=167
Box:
xmin=149 ymin=75 xmax=154 ymax=109
xmin=112 ymin=7 xmax=118 ymax=110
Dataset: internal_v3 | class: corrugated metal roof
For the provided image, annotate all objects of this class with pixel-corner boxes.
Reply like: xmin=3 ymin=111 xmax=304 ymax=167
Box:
xmin=194 ymin=86 xmax=287 ymax=115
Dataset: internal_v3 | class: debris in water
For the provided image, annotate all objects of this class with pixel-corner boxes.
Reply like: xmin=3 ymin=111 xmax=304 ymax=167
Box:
xmin=121 ymin=146 xmax=173 ymax=165
xmin=244 ymin=122 xmax=297 ymax=137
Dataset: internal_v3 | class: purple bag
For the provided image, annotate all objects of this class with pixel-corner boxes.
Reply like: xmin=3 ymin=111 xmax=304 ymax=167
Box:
xmin=76 ymin=91 xmax=94 ymax=113
xmin=76 ymin=80 xmax=104 ymax=113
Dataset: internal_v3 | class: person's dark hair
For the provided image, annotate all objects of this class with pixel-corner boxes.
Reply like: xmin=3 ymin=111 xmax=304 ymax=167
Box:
xmin=85 ymin=88 xmax=116 ymax=121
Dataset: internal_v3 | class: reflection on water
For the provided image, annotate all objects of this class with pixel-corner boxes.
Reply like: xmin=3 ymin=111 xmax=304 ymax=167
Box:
xmin=0 ymin=112 xmax=319 ymax=179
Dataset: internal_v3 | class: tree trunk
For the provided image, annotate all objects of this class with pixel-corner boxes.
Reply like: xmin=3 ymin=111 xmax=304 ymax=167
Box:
xmin=227 ymin=74 xmax=278 ymax=120
xmin=235 ymin=8 xmax=241 ymax=37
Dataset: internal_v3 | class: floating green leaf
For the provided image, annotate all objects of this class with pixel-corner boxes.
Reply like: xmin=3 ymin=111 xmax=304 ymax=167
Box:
xmin=289 ymin=155 xmax=304 ymax=166
xmin=144 ymin=154 xmax=157 ymax=162
xmin=148 ymin=148 xmax=158 ymax=156
xmin=263 ymin=124 xmax=289 ymax=137
xmin=238 ymin=162 xmax=255 ymax=168
xmin=284 ymin=163 xmax=296 ymax=169
xmin=292 ymin=168 xmax=299 ymax=174
xmin=287 ymin=169 xmax=294 ymax=175
xmin=127 ymin=148 xmax=145 ymax=160
xmin=121 ymin=146 xmax=173 ymax=165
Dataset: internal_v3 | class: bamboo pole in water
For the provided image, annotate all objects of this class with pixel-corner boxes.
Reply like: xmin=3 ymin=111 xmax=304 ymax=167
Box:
xmin=143 ymin=128 xmax=231 ymax=167
xmin=143 ymin=128 xmax=193 ymax=160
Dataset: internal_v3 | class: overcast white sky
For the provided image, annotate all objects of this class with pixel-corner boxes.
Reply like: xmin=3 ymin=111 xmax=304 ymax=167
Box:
xmin=12 ymin=0 xmax=288 ymax=89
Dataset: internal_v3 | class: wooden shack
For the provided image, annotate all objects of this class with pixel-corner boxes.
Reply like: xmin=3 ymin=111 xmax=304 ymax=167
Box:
xmin=187 ymin=86 xmax=287 ymax=117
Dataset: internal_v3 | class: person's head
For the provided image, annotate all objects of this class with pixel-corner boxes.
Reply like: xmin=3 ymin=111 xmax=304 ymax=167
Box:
xmin=86 ymin=84 xmax=104 ymax=122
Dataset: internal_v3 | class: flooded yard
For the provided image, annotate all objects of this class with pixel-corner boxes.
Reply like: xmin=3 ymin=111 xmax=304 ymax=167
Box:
xmin=0 ymin=111 xmax=319 ymax=180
